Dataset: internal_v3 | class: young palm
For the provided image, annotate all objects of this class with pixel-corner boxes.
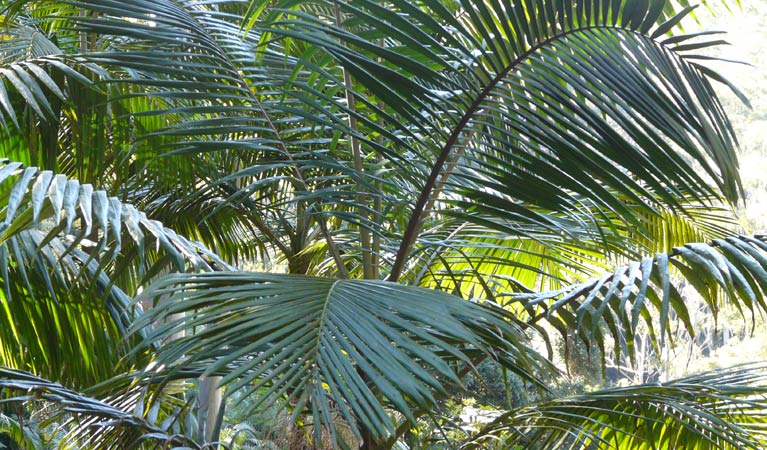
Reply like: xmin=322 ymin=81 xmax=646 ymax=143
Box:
xmin=1 ymin=0 xmax=767 ymax=449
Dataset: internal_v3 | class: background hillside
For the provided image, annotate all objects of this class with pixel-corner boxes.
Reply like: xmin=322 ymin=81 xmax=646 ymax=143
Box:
xmin=648 ymin=0 xmax=767 ymax=377
xmin=701 ymin=1 xmax=767 ymax=231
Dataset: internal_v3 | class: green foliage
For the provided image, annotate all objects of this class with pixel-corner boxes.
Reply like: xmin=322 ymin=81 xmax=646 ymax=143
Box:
xmin=0 ymin=0 xmax=764 ymax=449
xmin=0 ymin=368 xmax=193 ymax=449
xmin=468 ymin=363 xmax=767 ymax=449
xmin=0 ymin=161 xmax=225 ymax=387
xmin=134 ymin=272 xmax=551 ymax=444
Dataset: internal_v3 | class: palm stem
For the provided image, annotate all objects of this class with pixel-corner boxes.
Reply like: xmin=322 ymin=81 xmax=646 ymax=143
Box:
xmin=334 ymin=0 xmax=373 ymax=279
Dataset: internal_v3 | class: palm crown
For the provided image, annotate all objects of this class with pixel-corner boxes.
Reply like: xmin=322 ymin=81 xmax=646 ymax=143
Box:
xmin=0 ymin=0 xmax=766 ymax=449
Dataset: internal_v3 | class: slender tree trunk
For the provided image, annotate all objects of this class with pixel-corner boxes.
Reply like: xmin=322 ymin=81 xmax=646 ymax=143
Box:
xmin=198 ymin=375 xmax=224 ymax=443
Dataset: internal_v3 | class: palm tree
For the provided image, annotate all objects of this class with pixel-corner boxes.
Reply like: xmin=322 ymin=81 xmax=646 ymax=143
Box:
xmin=1 ymin=0 xmax=767 ymax=448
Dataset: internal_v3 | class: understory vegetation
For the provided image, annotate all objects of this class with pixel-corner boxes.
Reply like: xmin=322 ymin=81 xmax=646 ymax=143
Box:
xmin=1 ymin=0 xmax=767 ymax=449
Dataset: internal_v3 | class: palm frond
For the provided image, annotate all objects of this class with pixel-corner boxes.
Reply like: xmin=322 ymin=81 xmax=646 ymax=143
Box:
xmin=412 ymin=202 xmax=739 ymax=299
xmin=0 ymin=367 xmax=198 ymax=450
xmin=467 ymin=363 xmax=767 ymax=449
xmin=511 ymin=235 xmax=767 ymax=367
xmin=0 ymin=160 xmax=226 ymax=278
xmin=256 ymin=0 xmax=745 ymax=280
xmin=0 ymin=161 xmax=227 ymax=386
xmin=0 ymin=14 xmax=97 ymax=128
xmin=134 ymin=272 xmax=554 ymax=446
xmin=0 ymin=6 xmax=267 ymax=267
xmin=42 ymin=1 xmax=746 ymax=283
xmin=59 ymin=0 xmax=390 ymax=272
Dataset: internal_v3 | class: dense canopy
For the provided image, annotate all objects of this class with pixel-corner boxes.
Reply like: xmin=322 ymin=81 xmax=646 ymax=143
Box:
xmin=0 ymin=0 xmax=766 ymax=449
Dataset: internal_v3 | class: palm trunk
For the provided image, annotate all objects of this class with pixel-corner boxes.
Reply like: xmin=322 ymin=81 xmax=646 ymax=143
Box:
xmin=198 ymin=375 xmax=224 ymax=443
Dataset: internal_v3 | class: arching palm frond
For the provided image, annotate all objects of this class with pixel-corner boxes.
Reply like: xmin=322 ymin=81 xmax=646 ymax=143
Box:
xmin=0 ymin=367 xmax=197 ymax=450
xmin=0 ymin=3 xmax=271 ymax=268
xmin=0 ymin=18 xmax=94 ymax=135
xmin=257 ymin=0 xmax=745 ymax=281
xmin=133 ymin=272 xmax=554 ymax=447
xmin=37 ymin=0 xmax=745 ymax=283
xmin=510 ymin=235 xmax=767 ymax=367
xmin=467 ymin=363 xmax=767 ymax=450
xmin=412 ymin=202 xmax=739 ymax=300
xmin=0 ymin=160 xmax=226 ymax=279
xmin=59 ymin=0 xmax=397 ymax=273
xmin=0 ymin=161 xmax=227 ymax=386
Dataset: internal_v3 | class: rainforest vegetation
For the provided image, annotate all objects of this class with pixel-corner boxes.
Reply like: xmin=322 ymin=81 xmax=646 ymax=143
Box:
xmin=1 ymin=0 xmax=767 ymax=449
